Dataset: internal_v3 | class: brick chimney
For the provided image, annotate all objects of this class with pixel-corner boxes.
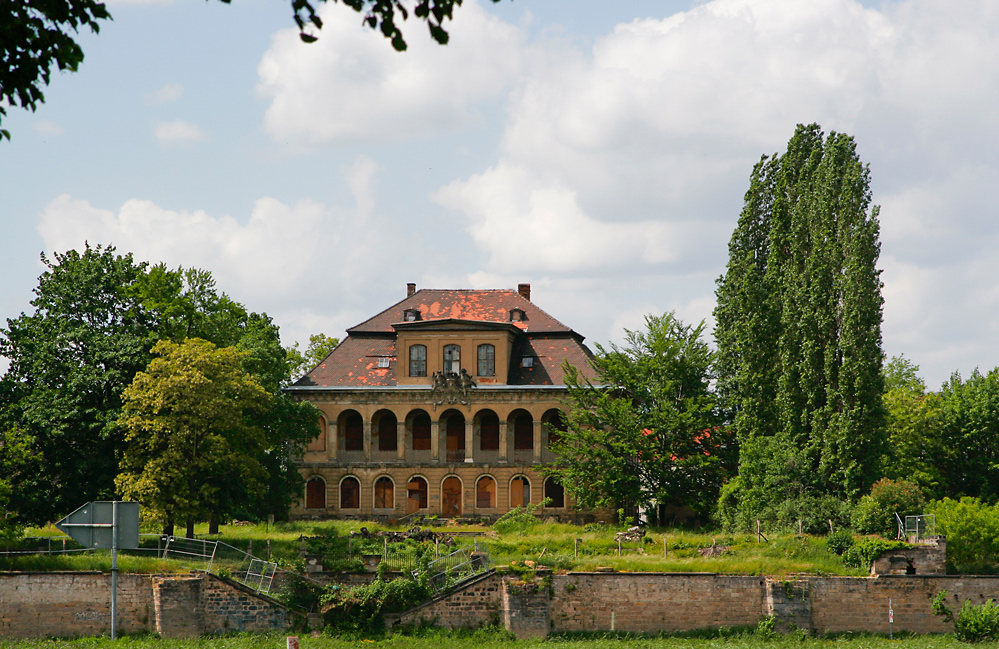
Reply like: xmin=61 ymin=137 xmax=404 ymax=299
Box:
xmin=407 ymin=282 xmax=416 ymax=297
xmin=518 ymin=283 xmax=531 ymax=301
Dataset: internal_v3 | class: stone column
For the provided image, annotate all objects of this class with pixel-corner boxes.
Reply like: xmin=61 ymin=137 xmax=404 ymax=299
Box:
xmin=499 ymin=420 xmax=509 ymax=462
xmin=465 ymin=419 xmax=475 ymax=463
xmin=396 ymin=420 xmax=406 ymax=461
xmin=328 ymin=421 xmax=338 ymax=461
xmin=363 ymin=421 xmax=372 ymax=460
xmin=431 ymin=420 xmax=440 ymax=461
xmin=533 ymin=420 xmax=542 ymax=463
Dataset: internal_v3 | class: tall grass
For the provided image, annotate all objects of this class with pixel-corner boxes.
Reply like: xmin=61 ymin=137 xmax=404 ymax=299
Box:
xmin=12 ymin=520 xmax=869 ymax=576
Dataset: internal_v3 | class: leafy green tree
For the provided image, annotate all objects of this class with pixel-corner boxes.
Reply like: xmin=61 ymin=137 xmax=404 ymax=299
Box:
xmin=0 ymin=425 xmax=31 ymax=539
xmin=880 ymin=355 xmax=944 ymax=496
xmin=0 ymin=0 xmax=109 ymax=139
xmin=1 ymin=246 xmax=316 ymax=526
xmin=547 ymin=312 xmax=734 ymax=525
xmin=851 ymin=477 xmax=925 ymax=538
xmin=286 ymin=333 xmax=340 ymax=383
xmin=927 ymin=497 xmax=999 ymax=574
xmin=116 ymin=339 xmax=271 ymax=537
xmin=714 ymin=124 xmax=887 ymax=528
xmin=937 ymin=369 xmax=999 ymax=502
xmin=0 ymin=245 xmax=152 ymax=524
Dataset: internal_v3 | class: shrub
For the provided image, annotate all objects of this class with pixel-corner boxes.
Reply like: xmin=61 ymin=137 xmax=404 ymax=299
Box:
xmin=494 ymin=498 xmax=550 ymax=534
xmin=932 ymin=590 xmax=999 ymax=642
xmin=927 ymin=497 xmax=999 ymax=573
xmin=825 ymin=530 xmax=855 ymax=556
xmin=320 ymin=573 xmax=432 ymax=633
xmin=851 ymin=478 xmax=925 ymax=537
xmin=841 ymin=539 xmax=912 ymax=569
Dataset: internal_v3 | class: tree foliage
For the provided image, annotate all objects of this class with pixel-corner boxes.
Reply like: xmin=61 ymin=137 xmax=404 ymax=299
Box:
xmin=927 ymin=497 xmax=999 ymax=574
xmin=286 ymin=332 xmax=340 ymax=383
xmin=714 ymin=123 xmax=887 ymax=528
xmin=851 ymin=477 xmax=925 ymax=538
xmin=937 ymin=369 xmax=999 ymax=503
xmin=547 ymin=312 xmax=734 ymax=525
xmin=0 ymin=245 xmax=152 ymax=523
xmin=0 ymin=245 xmax=316 ymax=526
xmin=880 ymin=355 xmax=944 ymax=497
xmin=0 ymin=0 xmax=110 ymax=139
xmin=116 ymin=339 xmax=270 ymax=537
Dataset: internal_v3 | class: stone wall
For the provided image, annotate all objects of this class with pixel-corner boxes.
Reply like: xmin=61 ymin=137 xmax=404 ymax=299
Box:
xmin=0 ymin=572 xmax=288 ymax=639
xmin=391 ymin=571 xmax=503 ymax=629
xmin=0 ymin=572 xmax=153 ymax=639
xmin=551 ymin=573 xmax=765 ymax=633
xmin=393 ymin=571 xmax=999 ymax=637
xmin=871 ymin=537 xmax=947 ymax=575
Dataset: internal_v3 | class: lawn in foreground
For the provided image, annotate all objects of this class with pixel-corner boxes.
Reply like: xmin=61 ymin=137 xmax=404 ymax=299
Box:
xmin=0 ymin=629 xmax=966 ymax=649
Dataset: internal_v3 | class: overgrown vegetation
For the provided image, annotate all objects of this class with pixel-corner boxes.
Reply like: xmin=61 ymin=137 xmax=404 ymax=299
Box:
xmin=841 ymin=539 xmax=912 ymax=570
xmin=932 ymin=590 xmax=999 ymax=642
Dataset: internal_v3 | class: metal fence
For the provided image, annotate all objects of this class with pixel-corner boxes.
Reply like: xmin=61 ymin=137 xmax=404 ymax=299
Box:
xmin=0 ymin=534 xmax=279 ymax=595
xmin=417 ymin=543 xmax=491 ymax=593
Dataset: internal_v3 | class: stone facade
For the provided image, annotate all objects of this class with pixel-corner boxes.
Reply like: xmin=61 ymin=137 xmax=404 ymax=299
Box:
xmin=0 ymin=572 xmax=288 ymax=639
xmin=286 ymin=284 xmax=599 ymax=521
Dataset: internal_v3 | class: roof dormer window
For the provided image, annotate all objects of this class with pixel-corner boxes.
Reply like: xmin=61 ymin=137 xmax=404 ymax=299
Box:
xmin=403 ymin=308 xmax=421 ymax=322
xmin=509 ymin=308 xmax=526 ymax=322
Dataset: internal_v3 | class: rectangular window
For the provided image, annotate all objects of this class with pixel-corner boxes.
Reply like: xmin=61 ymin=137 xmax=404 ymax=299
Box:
xmin=409 ymin=344 xmax=427 ymax=377
xmin=443 ymin=344 xmax=461 ymax=374
xmin=477 ymin=344 xmax=495 ymax=377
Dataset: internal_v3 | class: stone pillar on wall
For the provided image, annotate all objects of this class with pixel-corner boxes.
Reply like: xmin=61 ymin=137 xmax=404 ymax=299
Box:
xmin=532 ymin=421 xmax=542 ymax=463
xmin=397 ymin=420 xmax=406 ymax=461
xmin=153 ymin=576 xmax=204 ymax=638
xmin=499 ymin=420 xmax=509 ymax=462
xmin=363 ymin=421 xmax=372 ymax=460
xmin=431 ymin=420 xmax=440 ymax=460
xmin=765 ymin=578 xmax=812 ymax=633
xmin=502 ymin=577 xmax=550 ymax=639
xmin=465 ymin=420 xmax=475 ymax=463
xmin=328 ymin=421 xmax=338 ymax=461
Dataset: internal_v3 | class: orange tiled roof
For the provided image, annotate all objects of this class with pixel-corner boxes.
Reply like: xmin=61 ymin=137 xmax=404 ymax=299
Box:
xmin=348 ymin=289 xmax=572 ymax=334
xmin=293 ymin=286 xmax=594 ymax=388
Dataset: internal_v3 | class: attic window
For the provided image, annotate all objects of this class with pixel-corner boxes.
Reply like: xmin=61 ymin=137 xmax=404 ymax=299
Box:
xmin=509 ymin=308 xmax=526 ymax=322
xmin=521 ymin=357 xmax=534 ymax=368
xmin=403 ymin=308 xmax=421 ymax=322
xmin=377 ymin=357 xmax=390 ymax=368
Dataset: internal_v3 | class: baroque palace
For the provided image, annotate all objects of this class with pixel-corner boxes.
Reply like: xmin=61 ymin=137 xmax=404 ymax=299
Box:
xmin=285 ymin=283 xmax=597 ymax=520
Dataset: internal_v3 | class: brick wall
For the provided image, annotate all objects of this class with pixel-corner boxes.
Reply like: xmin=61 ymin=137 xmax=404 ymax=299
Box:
xmin=392 ymin=571 xmax=999 ymax=637
xmin=391 ymin=571 xmax=503 ymax=629
xmin=0 ymin=572 xmax=287 ymax=639
xmin=810 ymin=575 xmax=999 ymax=635
xmin=0 ymin=572 xmax=154 ymax=639
xmin=551 ymin=573 xmax=765 ymax=634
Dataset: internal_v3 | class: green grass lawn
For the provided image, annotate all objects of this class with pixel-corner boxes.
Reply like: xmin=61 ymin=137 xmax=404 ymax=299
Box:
xmin=7 ymin=519 xmax=867 ymax=577
xmin=0 ymin=630 xmax=968 ymax=649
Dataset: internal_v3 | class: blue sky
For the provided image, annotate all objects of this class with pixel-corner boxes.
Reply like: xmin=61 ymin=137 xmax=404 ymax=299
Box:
xmin=2 ymin=0 xmax=997 ymax=389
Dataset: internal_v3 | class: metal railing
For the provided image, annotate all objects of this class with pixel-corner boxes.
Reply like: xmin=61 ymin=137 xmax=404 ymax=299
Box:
xmin=416 ymin=543 xmax=491 ymax=594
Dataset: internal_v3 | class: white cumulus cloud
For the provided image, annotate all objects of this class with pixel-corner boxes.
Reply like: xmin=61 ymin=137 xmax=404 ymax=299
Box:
xmin=430 ymin=0 xmax=999 ymax=385
xmin=153 ymin=119 xmax=204 ymax=144
xmin=257 ymin=0 xmax=523 ymax=147
xmin=144 ymin=83 xmax=184 ymax=105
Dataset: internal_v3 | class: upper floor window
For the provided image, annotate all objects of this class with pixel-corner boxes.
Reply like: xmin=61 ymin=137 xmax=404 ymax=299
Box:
xmin=443 ymin=344 xmax=461 ymax=374
xmin=409 ymin=344 xmax=427 ymax=377
xmin=477 ymin=344 xmax=495 ymax=377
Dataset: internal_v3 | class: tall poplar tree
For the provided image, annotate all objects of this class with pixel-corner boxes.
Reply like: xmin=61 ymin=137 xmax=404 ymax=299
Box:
xmin=714 ymin=124 xmax=886 ymax=529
